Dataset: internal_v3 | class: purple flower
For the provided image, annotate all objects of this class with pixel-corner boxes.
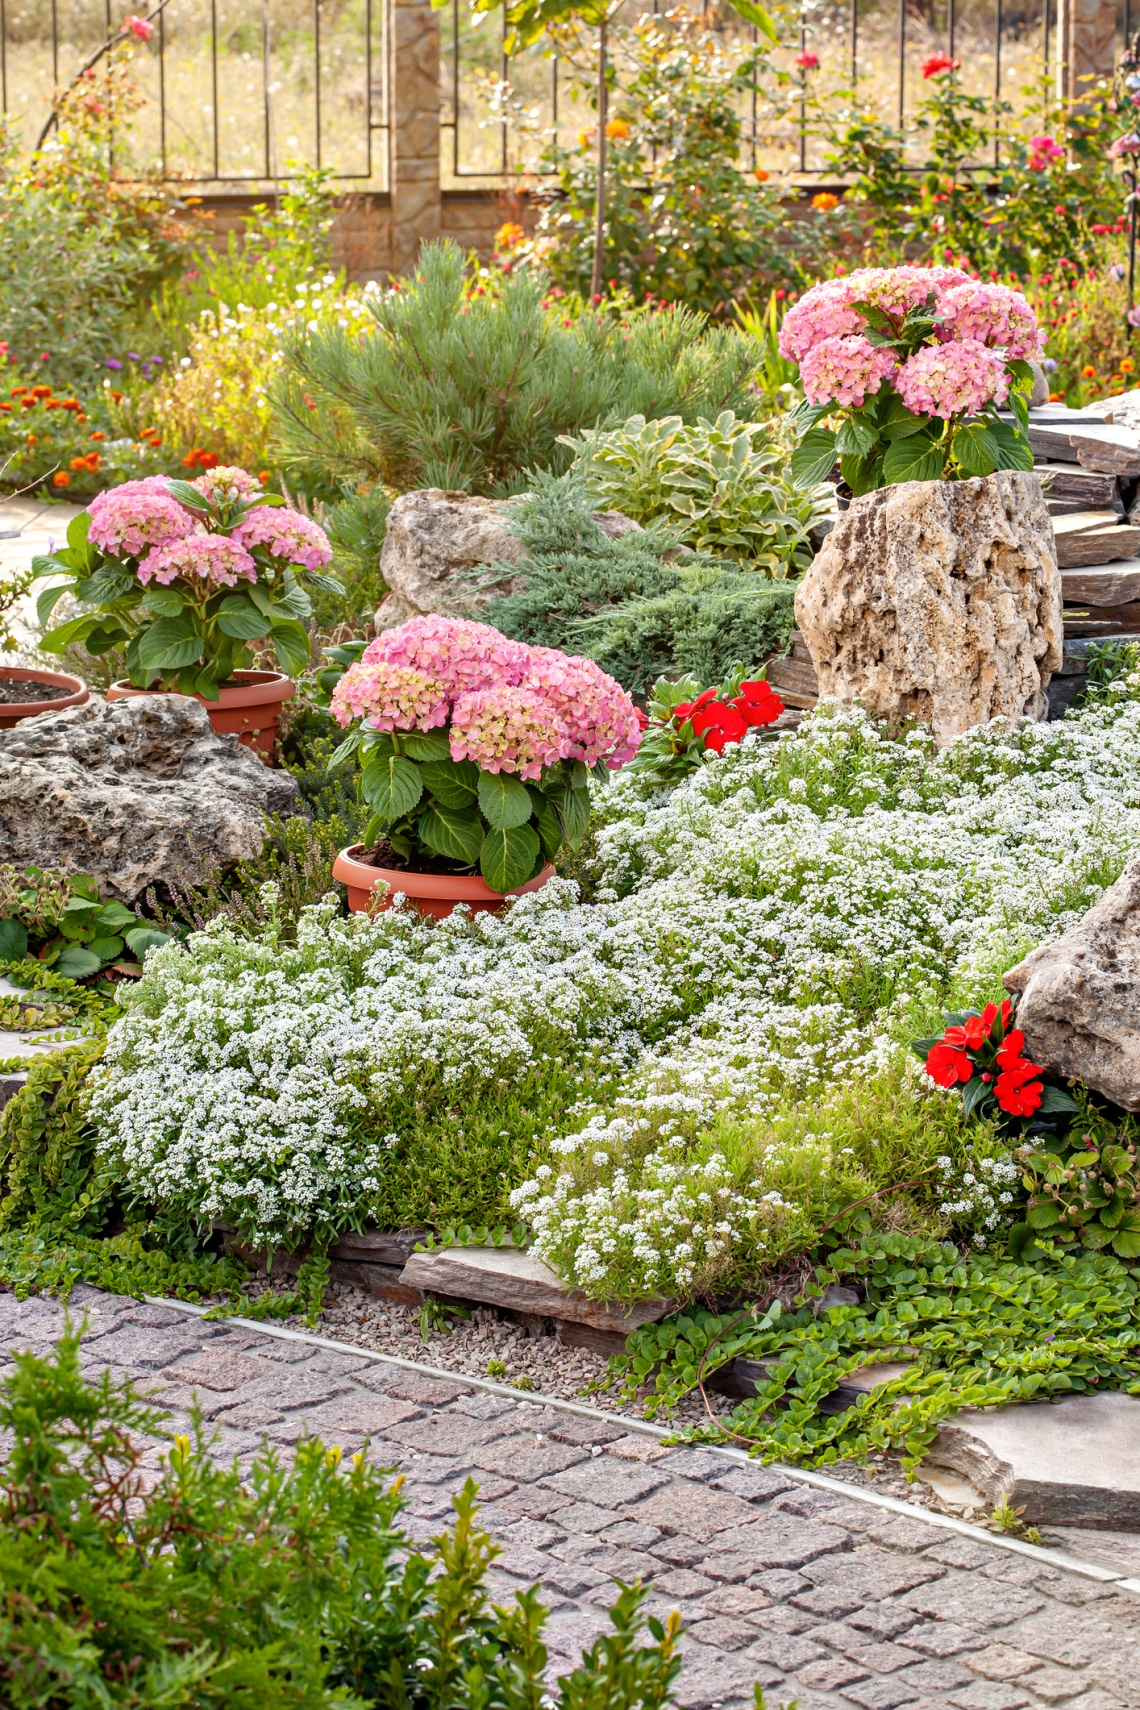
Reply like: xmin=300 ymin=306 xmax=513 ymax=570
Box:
xmin=127 ymin=352 xmax=142 ymax=361
xmin=150 ymin=355 xmax=164 ymax=365
xmin=104 ymin=358 xmax=123 ymax=371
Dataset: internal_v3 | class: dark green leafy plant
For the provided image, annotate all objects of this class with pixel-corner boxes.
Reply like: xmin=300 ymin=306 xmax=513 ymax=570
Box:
xmin=0 ymin=1327 xmax=686 ymax=1707
xmin=0 ymin=863 xmax=170 ymax=979
xmin=1018 ymin=1103 xmax=1140 ymax=1259
xmin=605 ymin=1233 xmax=1140 ymax=1471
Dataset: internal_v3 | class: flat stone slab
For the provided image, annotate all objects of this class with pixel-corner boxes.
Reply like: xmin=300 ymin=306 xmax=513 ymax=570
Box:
xmin=926 ymin=1391 xmax=1140 ymax=1528
xmin=1061 ymin=561 xmax=1140 ymax=606
xmin=399 ymin=1245 xmax=673 ymax=1335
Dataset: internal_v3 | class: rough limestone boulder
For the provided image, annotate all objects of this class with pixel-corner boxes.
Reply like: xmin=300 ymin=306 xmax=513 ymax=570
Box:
xmin=375 ymin=488 xmax=643 ymax=630
xmin=1003 ymin=857 xmax=1140 ymax=1111
xmin=0 ymin=694 xmax=303 ymax=903
xmin=794 ymin=471 xmax=1063 ymax=744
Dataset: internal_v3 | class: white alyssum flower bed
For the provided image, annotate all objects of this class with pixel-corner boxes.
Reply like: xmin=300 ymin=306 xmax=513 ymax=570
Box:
xmin=91 ymin=692 xmax=1140 ymax=1286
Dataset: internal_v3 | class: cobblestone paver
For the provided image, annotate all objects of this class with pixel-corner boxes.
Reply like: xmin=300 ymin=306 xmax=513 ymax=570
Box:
xmin=4 ymin=1286 xmax=1139 ymax=1709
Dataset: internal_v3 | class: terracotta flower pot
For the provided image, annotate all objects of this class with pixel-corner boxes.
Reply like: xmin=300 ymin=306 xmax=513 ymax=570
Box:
xmin=332 ymin=844 xmax=556 ymax=921
xmin=0 ymin=666 xmax=89 ymax=730
xmin=105 ymin=669 xmax=294 ymax=762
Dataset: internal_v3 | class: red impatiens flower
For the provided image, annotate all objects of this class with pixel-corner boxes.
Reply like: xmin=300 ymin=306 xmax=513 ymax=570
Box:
xmin=673 ymin=687 xmax=719 ymax=724
xmin=996 ymin=1028 xmax=1036 ymax=1070
xmin=925 ymin=1041 xmax=974 ymax=1087
xmin=994 ymin=1061 xmax=1043 ymax=1116
xmin=732 ymin=680 xmax=785 ymax=727
xmin=691 ymin=700 xmax=748 ymax=753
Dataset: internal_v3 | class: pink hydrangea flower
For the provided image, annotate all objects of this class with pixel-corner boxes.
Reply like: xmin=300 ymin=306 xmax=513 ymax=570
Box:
xmin=801 ymin=334 xmax=899 ymax=408
xmin=449 ymin=683 xmax=570 ymax=781
xmin=778 ymin=281 xmax=866 ymax=361
xmin=190 ymin=466 xmax=263 ymax=503
xmin=527 ymin=648 xmax=641 ymax=769
xmin=87 ymin=479 xmax=194 ymax=558
xmin=934 ymin=280 xmax=1042 ymax=359
xmin=896 ymin=339 xmax=1010 ymax=418
xmin=231 ymin=506 xmax=332 ymax=571
xmin=137 ymin=533 xmax=257 ymax=587
xmin=363 ymin=615 xmax=532 ymax=699
xmin=330 ymin=662 xmax=449 ymax=732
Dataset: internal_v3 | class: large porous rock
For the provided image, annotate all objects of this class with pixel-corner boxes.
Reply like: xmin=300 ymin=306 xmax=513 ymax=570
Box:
xmin=0 ymin=694 xmax=303 ymax=903
xmin=375 ymin=488 xmax=644 ymax=630
xmin=1003 ymin=857 xmax=1140 ymax=1111
xmin=794 ymin=471 xmax=1062 ymax=744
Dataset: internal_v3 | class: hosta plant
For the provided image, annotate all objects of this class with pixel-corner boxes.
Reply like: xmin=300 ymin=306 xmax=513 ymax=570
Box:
xmin=329 ymin=615 xmax=641 ymax=893
xmin=1016 ymin=1105 xmax=1140 ymax=1259
xmin=565 ymin=410 xmax=827 ymax=577
xmin=784 ymin=265 xmax=1040 ymax=494
xmin=624 ymin=667 xmax=784 ymax=785
xmin=914 ymin=998 xmax=1079 ymax=1131
xmin=33 ymin=467 xmax=342 ymax=699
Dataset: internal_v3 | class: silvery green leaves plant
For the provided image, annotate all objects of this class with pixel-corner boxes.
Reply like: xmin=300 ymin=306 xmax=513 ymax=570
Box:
xmin=564 ymin=411 xmax=830 ymax=578
xmin=32 ymin=473 xmax=342 ymax=700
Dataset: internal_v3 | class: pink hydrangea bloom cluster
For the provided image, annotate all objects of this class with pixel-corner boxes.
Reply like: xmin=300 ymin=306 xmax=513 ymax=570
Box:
xmin=137 ymin=533 xmax=257 ymax=588
xmin=190 ymin=466 xmax=263 ymax=503
xmin=801 ymin=335 xmax=899 ymax=408
xmin=780 ymin=264 xmax=1041 ymax=420
xmin=895 ymin=339 xmax=1010 ymax=418
xmin=361 ymin=614 xmax=532 ymax=699
xmin=934 ymin=280 xmax=1042 ymax=360
xmin=336 ymin=616 xmax=640 ymax=778
xmin=330 ymin=662 xmax=449 ymax=732
xmin=231 ymin=507 xmax=332 ymax=572
xmin=450 ymin=684 xmax=571 ymax=781
xmin=778 ymin=265 xmax=971 ymax=361
xmin=87 ymin=478 xmax=194 ymax=558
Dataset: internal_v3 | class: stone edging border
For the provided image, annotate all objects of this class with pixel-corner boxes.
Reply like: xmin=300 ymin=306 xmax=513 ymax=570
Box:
xmin=146 ymin=1294 xmax=1140 ymax=1598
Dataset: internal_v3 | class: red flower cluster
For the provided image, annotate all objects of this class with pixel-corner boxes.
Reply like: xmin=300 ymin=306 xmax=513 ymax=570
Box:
xmin=182 ymin=448 xmax=220 ymax=470
xmin=674 ymin=680 xmax=784 ymax=754
xmin=922 ymin=52 xmax=957 ymax=77
xmin=923 ymin=1000 xmax=1045 ymax=1116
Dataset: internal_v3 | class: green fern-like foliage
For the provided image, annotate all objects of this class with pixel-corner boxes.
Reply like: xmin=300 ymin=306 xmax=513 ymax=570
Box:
xmin=481 ymin=473 xmax=795 ymax=696
xmin=270 ymin=240 xmax=761 ymax=498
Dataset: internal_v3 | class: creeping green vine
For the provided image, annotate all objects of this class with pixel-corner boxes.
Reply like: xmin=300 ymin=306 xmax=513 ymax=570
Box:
xmin=606 ymin=1232 xmax=1140 ymax=1472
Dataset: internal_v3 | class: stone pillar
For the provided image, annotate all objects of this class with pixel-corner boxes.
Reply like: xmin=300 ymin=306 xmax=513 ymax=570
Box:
xmin=1056 ymin=0 xmax=1118 ymax=105
xmin=389 ymin=0 xmax=441 ymax=275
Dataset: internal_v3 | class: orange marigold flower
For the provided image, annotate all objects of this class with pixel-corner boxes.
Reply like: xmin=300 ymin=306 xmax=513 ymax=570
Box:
xmin=20 ymin=396 xmax=36 ymax=409
xmin=0 ymin=404 xmax=10 ymax=413
xmin=52 ymin=471 xmax=70 ymax=486
xmin=90 ymin=430 xmax=105 ymax=440
xmin=605 ymin=117 xmax=630 ymax=140
xmin=259 ymin=471 xmax=271 ymax=481
xmin=110 ymin=389 xmax=123 ymax=402
xmin=754 ymin=166 xmax=770 ymax=182
xmin=812 ymin=191 xmax=840 ymax=211
xmin=1081 ymin=364 xmax=1097 ymax=378
xmin=31 ymin=385 xmax=52 ymax=399
xmin=494 ymin=221 xmax=525 ymax=253
xmin=1122 ymin=358 xmax=1135 ymax=373
xmin=9 ymin=386 xmax=26 ymax=397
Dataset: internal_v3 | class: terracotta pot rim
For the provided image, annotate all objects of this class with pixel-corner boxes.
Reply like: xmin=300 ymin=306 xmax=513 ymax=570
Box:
xmin=107 ymin=670 xmax=295 ymax=710
xmin=334 ymin=844 xmax=555 ymax=902
xmin=0 ymin=666 xmax=89 ymax=719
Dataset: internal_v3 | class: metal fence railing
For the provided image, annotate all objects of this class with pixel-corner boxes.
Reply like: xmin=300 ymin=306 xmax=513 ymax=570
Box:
xmin=0 ymin=0 xmax=387 ymax=188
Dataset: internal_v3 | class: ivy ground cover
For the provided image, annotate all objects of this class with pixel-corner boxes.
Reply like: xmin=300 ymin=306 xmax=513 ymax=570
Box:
xmin=90 ymin=682 xmax=1140 ymax=1301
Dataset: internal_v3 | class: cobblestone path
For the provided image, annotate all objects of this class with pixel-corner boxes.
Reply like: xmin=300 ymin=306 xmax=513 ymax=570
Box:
xmin=4 ymin=1285 xmax=1138 ymax=1710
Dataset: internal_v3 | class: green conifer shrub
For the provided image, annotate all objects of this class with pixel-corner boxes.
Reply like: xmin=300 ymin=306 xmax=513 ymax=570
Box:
xmin=0 ymin=1327 xmax=686 ymax=1707
xmin=481 ymin=474 xmax=796 ymax=695
xmin=270 ymin=240 xmax=761 ymax=497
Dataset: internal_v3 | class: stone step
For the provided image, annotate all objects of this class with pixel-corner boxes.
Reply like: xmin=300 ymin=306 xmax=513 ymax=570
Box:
xmin=1034 ymin=463 xmax=1122 ymax=507
xmin=1029 ymin=422 xmax=1140 ymax=475
xmin=1061 ymin=561 xmax=1140 ymax=606
xmin=1054 ymin=520 xmax=1140 ymax=569
xmin=925 ymin=1390 xmax=1140 ymax=1528
xmin=398 ymin=1245 xmax=675 ymax=1336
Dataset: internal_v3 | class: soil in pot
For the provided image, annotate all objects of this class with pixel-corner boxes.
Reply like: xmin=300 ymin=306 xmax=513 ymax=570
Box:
xmin=354 ymin=838 xmax=473 ymax=878
xmin=0 ymin=675 xmax=73 ymax=704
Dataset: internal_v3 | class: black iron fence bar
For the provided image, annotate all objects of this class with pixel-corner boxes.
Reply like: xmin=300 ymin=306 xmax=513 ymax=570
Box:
xmin=4 ymin=0 xmax=380 ymax=182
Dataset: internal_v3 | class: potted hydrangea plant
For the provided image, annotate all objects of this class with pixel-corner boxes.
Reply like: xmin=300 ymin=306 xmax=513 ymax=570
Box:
xmin=781 ymin=265 xmax=1061 ymax=740
xmin=33 ymin=467 xmax=340 ymax=760
xmin=327 ymin=615 xmax=641 ymax=918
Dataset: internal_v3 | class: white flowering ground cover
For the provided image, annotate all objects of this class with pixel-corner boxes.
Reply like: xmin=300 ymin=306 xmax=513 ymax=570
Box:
xmin=91 ymin=684 xmax=1140 ymax=1302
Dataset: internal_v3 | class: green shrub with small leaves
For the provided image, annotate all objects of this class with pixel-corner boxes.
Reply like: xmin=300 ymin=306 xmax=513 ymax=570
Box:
xmin=1017 ymin=1102 xmax=1140 ymax=1260
xmin=0 ymin=1326 xmax=689 ymax=1708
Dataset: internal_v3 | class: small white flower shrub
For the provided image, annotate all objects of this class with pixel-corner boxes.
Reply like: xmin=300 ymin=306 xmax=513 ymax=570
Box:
xmin=92 ymin=690 xmax=1140 ymax=1278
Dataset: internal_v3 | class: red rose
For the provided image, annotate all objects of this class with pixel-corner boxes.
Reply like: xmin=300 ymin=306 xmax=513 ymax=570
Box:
xmin=922 ymin=51 xmax=956 ymax=77
xmin=924 ymin=1041 xmax=973 ymax=1087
